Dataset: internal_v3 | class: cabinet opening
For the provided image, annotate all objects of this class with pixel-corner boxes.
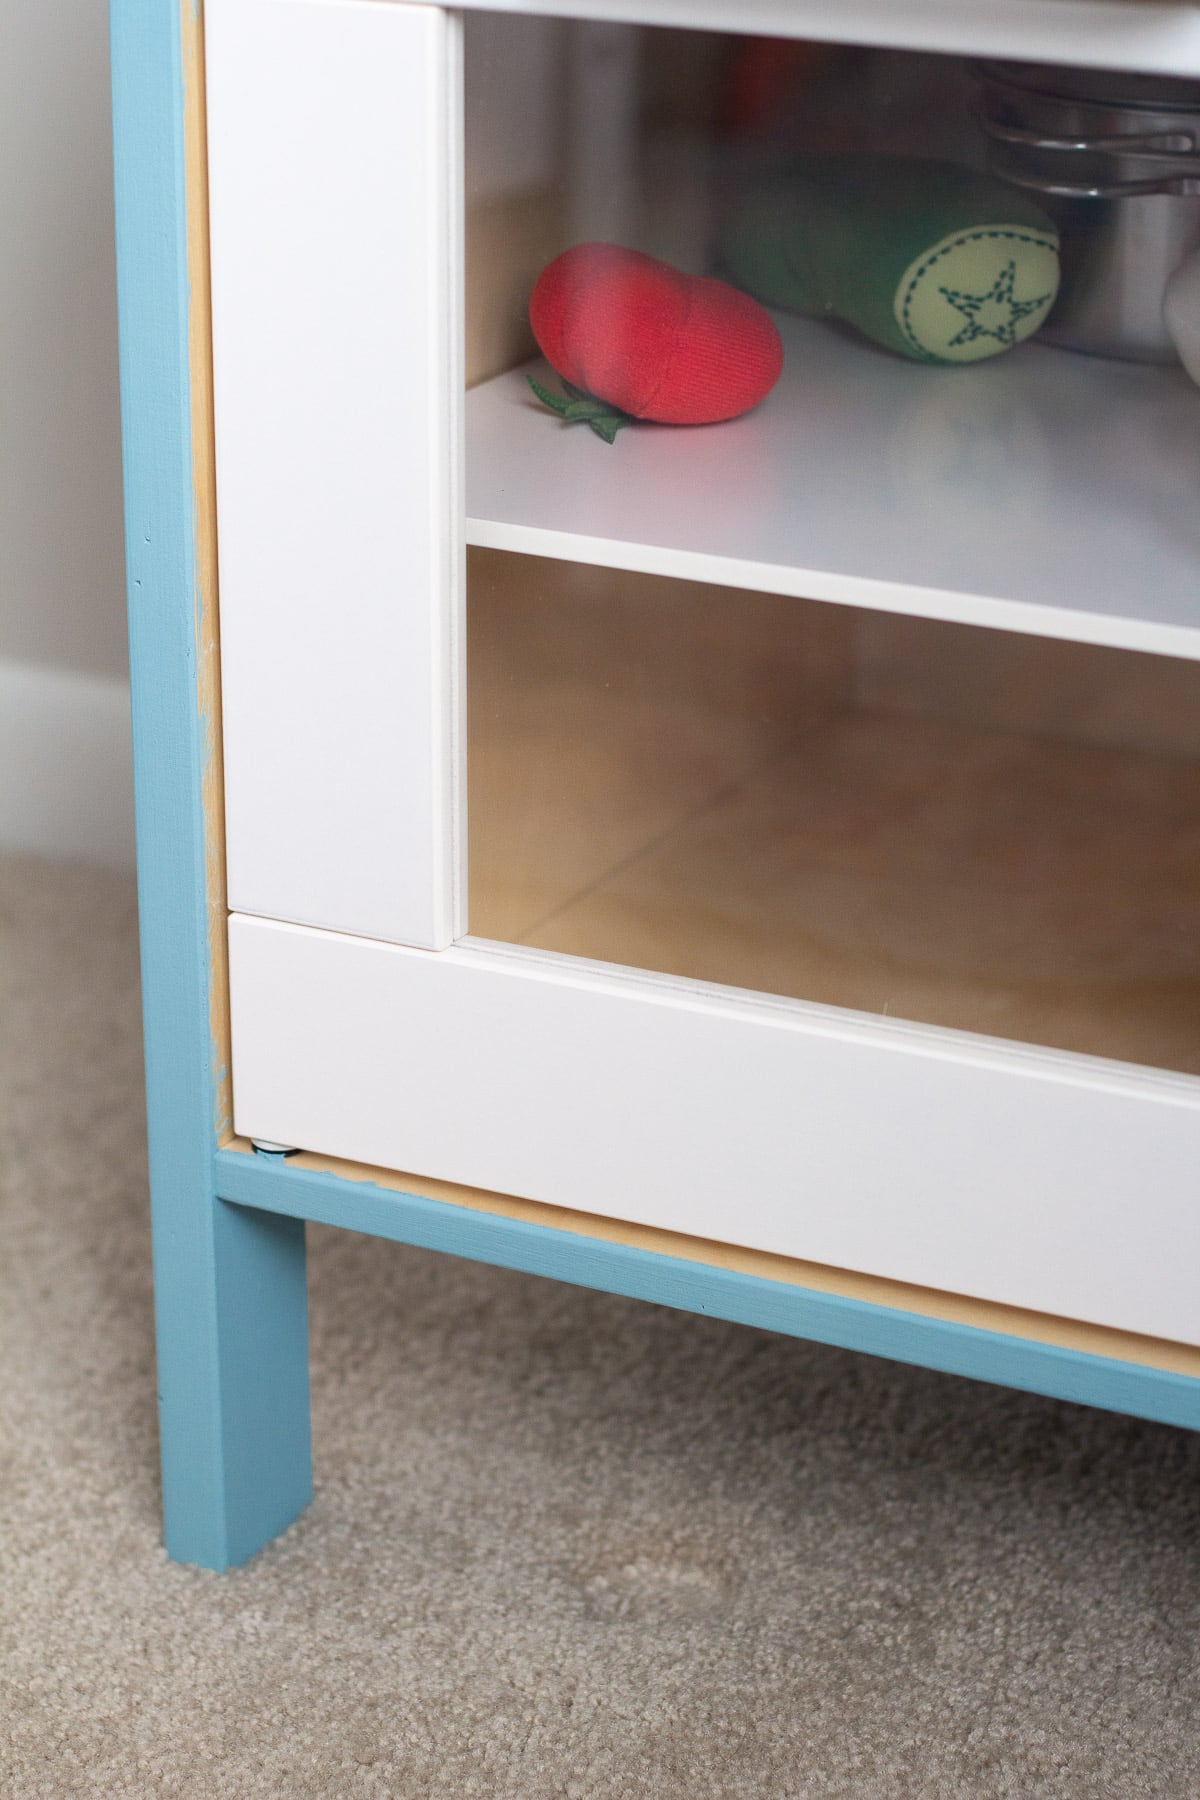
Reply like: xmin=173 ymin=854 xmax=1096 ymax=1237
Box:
xmin=462 ymin=19 xmax=1200 ymax=1076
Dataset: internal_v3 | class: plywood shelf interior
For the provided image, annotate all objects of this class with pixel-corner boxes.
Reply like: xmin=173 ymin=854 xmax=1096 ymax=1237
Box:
xmin=468 ymin=551 xmax=1200 ymax=1079
xmin=465 ymin=313 xmax=1200 ymax=661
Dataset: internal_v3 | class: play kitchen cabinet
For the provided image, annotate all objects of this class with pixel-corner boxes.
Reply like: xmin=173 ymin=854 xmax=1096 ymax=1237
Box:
xmin=111 ymin=0 xmax=1200 ymax=1570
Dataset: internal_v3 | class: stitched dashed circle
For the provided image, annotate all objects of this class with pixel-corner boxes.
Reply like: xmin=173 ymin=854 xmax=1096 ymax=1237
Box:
xmin=894 ymin=224 xmax=1059 ymax=363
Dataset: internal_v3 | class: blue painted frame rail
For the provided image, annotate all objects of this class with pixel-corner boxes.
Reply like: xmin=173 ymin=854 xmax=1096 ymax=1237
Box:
xmin=217 ymin=1151 xmax=1200 ymax=1435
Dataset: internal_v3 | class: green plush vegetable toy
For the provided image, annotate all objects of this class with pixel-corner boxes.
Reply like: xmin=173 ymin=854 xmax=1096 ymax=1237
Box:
xmin=718 ymin=157 xmax=1061 ymax=364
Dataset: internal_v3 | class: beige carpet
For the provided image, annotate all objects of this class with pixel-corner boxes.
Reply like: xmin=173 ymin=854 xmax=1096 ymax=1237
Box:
xmin=2 ymin=850 xmax=1199 ymax=1799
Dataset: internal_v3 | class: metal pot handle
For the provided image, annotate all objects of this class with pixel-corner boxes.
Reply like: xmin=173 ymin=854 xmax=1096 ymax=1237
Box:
xmin=989 ymin=162 xmax=1200 ymax=200
xmin=982 ymin=116 xmax=1200 ymax=164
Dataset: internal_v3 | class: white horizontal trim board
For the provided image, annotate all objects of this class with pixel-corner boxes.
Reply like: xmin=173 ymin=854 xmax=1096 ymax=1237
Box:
xmin=229 ymin=914 xmax=1200 ymax=1346
xmin=0 ymin=659 xmax=134 ymax=867
xmin=448 ymin=0 xmax=1200 ymax=79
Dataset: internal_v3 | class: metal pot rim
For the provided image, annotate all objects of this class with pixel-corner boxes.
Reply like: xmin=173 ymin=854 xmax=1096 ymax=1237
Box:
xmin=972 ymin=59 xmax=1200 ymax=117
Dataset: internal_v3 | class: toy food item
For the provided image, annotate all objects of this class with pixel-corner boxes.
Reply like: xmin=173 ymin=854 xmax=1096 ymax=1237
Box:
xmin=528 ymin=242 xmax=783 ymax=439
xmin=718 ymin=157 xmax=1060 ymax=364
xmin=1164 ymin=246 xmax=1200 ymax=387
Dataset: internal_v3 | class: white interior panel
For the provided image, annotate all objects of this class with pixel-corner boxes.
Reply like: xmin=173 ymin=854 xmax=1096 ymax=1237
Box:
xmin=229 ymin=913 xmax=1200 ymax=1345
xmin=207 ymin=0 xmax=463 ymax=944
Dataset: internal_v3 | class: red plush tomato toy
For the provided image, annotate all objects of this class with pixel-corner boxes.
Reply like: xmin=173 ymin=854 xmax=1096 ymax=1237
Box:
xmin=528 ymin=243 xmax=783 ymax=441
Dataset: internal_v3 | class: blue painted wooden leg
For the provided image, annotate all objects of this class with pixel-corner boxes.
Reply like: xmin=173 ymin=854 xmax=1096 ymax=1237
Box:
xmin=111 ymin=0 xmax=314 ymax=1571
xmin=151 ymin=1186 xmax=312 ymax=1571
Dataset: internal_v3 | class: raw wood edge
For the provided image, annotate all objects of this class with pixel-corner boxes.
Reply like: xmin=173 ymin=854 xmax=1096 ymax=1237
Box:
xmin=225 ymin=1137 xmax=1200 ymax=1378
xmin=183 ymin=0 xmax=233 ymax=1141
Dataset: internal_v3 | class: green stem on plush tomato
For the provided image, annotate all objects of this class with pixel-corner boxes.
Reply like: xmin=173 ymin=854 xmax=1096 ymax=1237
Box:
xmin=527 ymin=376 xmax=633 ymax=443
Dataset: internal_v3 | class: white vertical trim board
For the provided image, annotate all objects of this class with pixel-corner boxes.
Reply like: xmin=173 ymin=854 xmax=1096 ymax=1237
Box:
xmin=229 ymin=914 xmax=1200 ymax=1346
xmin=207 ymin=0 xmax=463 ymax=946
xmin=0 ymin=659 xmax=134 ymax=867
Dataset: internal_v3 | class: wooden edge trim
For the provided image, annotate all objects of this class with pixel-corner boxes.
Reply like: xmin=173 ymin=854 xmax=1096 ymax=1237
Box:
xmin=183 ymin=0 xmax=232 ymax=1139
xmin=223 ymin=1137 xmax=1200 ymax=1378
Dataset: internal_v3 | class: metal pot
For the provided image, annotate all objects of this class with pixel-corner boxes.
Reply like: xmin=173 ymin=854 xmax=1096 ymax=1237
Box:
xmin=975 ymin=61 xmax=1200 ymax=363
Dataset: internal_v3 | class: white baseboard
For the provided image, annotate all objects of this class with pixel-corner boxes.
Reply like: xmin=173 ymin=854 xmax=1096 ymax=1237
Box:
xmin=0 ymin=659 xmax=136 ymax=867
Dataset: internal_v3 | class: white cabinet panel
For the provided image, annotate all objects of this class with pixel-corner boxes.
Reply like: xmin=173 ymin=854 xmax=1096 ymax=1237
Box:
xmin=229 ymin=913 xmax=1200 ymax=1345
xmin=207 ymin=0 xmax=463 ymax=944
xmin=213 ymin=5 xmax=1200 ymax=1366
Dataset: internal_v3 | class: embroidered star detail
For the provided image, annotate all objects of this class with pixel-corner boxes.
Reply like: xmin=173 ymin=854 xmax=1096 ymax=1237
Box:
xmin=939 ymin=260 xmax=1052 ymax=348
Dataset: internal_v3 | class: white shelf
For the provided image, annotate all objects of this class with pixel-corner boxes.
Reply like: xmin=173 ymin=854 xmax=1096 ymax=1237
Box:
xmin=465 ymin=313 xmax=1200 ymax=662
xmin=448 ymin=0 xmax=1200 ymax=82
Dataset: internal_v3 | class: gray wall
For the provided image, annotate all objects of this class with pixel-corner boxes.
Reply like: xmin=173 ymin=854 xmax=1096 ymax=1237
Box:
xmin=1 ymin=0 xmax=134 ymax=863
